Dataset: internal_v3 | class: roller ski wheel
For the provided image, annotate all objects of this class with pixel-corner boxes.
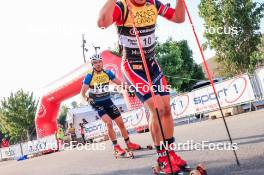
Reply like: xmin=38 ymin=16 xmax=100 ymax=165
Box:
xmin=146 ymin=144 xmax=153 ymax=150
xmin=181 ymin=163 xmax=207 ymax=175
xmin=196 ymin=164 xmax=207 ymax=175
xmin=189 ymin=170 xmax=202 ymax=175
xmin=114 ymin=151 xmax=134 ymax=159
xmin=152 ymin=164 xmax=183 ymax=175
xmin=152 ymin=164 xmax=182 ymax=175
xmin=152 ymin=164 xmax=160 ymax=174
xmin=152 ymin=163 xmax=207 ymax=175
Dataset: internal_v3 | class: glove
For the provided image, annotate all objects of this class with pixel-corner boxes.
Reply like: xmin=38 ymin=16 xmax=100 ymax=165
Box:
xmin=127 ymin=88 xmax=135 ymax=97
xmin=86 ymin=97 xmax=102 ymax=110
xmin=86 ymin=97 xmax=95 ymax=106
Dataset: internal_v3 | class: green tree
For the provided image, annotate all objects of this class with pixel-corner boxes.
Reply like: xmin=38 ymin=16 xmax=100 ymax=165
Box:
xmin=156 ymin=38 xmax=205 ymax=92
xmin=57 ymin=105 xmax=68 ymax=128
xmin=0 ymin=118 xmax=8 ymax=140
xmin=199 ymin=0 xmax=264 ymax=76
xmin=0 ymin=90 xmax=38 ymax=143
xmin=260 ymin=35 xmax=264 ymax=53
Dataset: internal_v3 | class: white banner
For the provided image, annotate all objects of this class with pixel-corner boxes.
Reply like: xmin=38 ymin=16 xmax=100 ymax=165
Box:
xmin=171 ymin=93 xmax=194 ymax=118
xmin=171 ymin=74 xmax=256 ymax=118
xmin=118 ymin=107 xmax=149 ymax=130
xmin=255 ymin=67 xmax=264 ymax=97
xmin=21 ymin=135 xmax=58 ymax=155
xmin=0 ymin=144 xmax=22 ymax=159
xmin=84 ymin=120 xmax=106 ymax=139
xmin=84 ymin=107 xmax=149 ymax=139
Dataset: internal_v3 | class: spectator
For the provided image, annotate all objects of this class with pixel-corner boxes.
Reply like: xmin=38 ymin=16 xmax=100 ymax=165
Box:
xmin=56 ymin=124 xmax=65 ymax=143
xmin=81 ymin=120 xmax=93 ymax=144
xmin=79 ymin=123 xmax=86 ymax=144
xmin=67 ymin=123 xmax=77 ymax=142
xmin=82 ymin=118 xmax=88 ymax=124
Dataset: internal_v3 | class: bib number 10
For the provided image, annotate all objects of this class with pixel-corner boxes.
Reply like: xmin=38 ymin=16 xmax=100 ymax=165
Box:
xmin=143 ymin=37 xmax=152 ymax=46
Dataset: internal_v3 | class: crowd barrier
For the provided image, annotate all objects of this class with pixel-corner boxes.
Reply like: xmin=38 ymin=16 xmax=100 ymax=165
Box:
xmin=1 ymin=67 xmax=263 ymax=161
xmin=84 ymin=68 xmax=264 ymax=139
xmin=255 ymin=67 xmax=264 ymax=98
xmin=171 ymin=74 xmax=255 ymax=119
xmin=0 ymin=135 xmax=57 ymax=161
xmin=84 ymin=107 xmax=149 ymax=139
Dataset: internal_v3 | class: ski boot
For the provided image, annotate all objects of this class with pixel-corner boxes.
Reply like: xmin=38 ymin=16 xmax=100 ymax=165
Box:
xmin=152 ymin=150 xmax=181 ymax=174
xmin=126 ymin=142 xmax=141 ymax=151
xmin=114 ymin=144 xmax=134 ymax=159
xmin=169 ymin=150 xmax=187 ymax=169
xmin=114 ymin=144 xmax=126 ymax=156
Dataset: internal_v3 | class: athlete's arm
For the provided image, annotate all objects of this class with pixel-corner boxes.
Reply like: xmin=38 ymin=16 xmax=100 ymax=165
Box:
xmin=112 ymin=78 xmax=133 ymax=96
xmin=170 ymin=0 xmax=185 ymax=23
xmin=111 ymin=78 xmax=125 ymax=87
xmin=81 ymin=73 xmax=92 ymax=101
xmin=106 ymin=70 xmax=126 ymax=89
xmin=155 ymin=0 xmax=185 ymax=23
xmin=97 ymin=0 xmax=117 ymax=29
xmin=80 ymin=84 xmax=90 ymax=101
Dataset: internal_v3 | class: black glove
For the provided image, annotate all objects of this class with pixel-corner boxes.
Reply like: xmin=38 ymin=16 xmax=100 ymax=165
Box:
xmin=86 ymin=97 xmax=101 ymax=110
xmin=86 ymin=97 xmax=95 ymax=106
xmin=127 ymin=88 xmax=135 ymax=97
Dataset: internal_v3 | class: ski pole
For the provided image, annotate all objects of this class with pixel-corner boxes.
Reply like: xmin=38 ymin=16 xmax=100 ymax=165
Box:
xmin=125 ymin=0 xmax=174 ymax=173
xmin=181 ymin=0 xmax=240 ymax=166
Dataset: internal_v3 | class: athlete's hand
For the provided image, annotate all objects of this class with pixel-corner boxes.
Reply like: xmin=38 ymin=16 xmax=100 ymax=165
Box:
xmin=127 ymin=88 xmax=135 ymax=98
xmin=86 ymin=97 xmax=95 ymax=106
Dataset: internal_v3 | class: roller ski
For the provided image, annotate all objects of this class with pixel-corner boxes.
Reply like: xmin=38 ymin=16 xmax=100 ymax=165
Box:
xmin=114 ymin=144 xmax=134 ymax=159
xmin=125 ymin=143 xmax=153 ymax=151
xmin=152 ymin=150 xmax=207 ymax=175
xmin=152 ymin=164 xmax=207 ymax=175
xmin=180 ymin=164 xmax=207 ymax=175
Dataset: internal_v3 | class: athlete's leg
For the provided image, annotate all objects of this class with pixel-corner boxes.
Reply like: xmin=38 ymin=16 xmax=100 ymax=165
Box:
xmin=160 ymin=95 xmax=174 ymax=139
xmin=101 ymin=114 xmax=116 ymax=141
xmin=114 ymin=116 xmax=141 ymax=150
xmin=144 ymin=94 xmax=173 ymax=146
xmin=114 ymin=116 xmax=129 ymax=139
xmin=81 ymin=134 xmax=86 ymax=144
xmin=101 ymin=114 xmax=126 ymax=155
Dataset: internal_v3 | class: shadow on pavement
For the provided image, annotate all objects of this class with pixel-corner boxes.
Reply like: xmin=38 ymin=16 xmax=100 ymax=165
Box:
xmin=86 ymin=154 xmax=264 ymax=175
xmin=204 ymin=155 xmax=264 ymax=175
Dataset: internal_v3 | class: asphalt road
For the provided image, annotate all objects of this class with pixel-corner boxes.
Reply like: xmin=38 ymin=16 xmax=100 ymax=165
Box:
xmin=1 ymin=110 xmax=264 ymax=175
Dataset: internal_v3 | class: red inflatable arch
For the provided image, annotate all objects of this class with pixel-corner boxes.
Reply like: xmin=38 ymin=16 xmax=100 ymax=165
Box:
xmin=35 ymin=51 xmax=142 ymax=138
